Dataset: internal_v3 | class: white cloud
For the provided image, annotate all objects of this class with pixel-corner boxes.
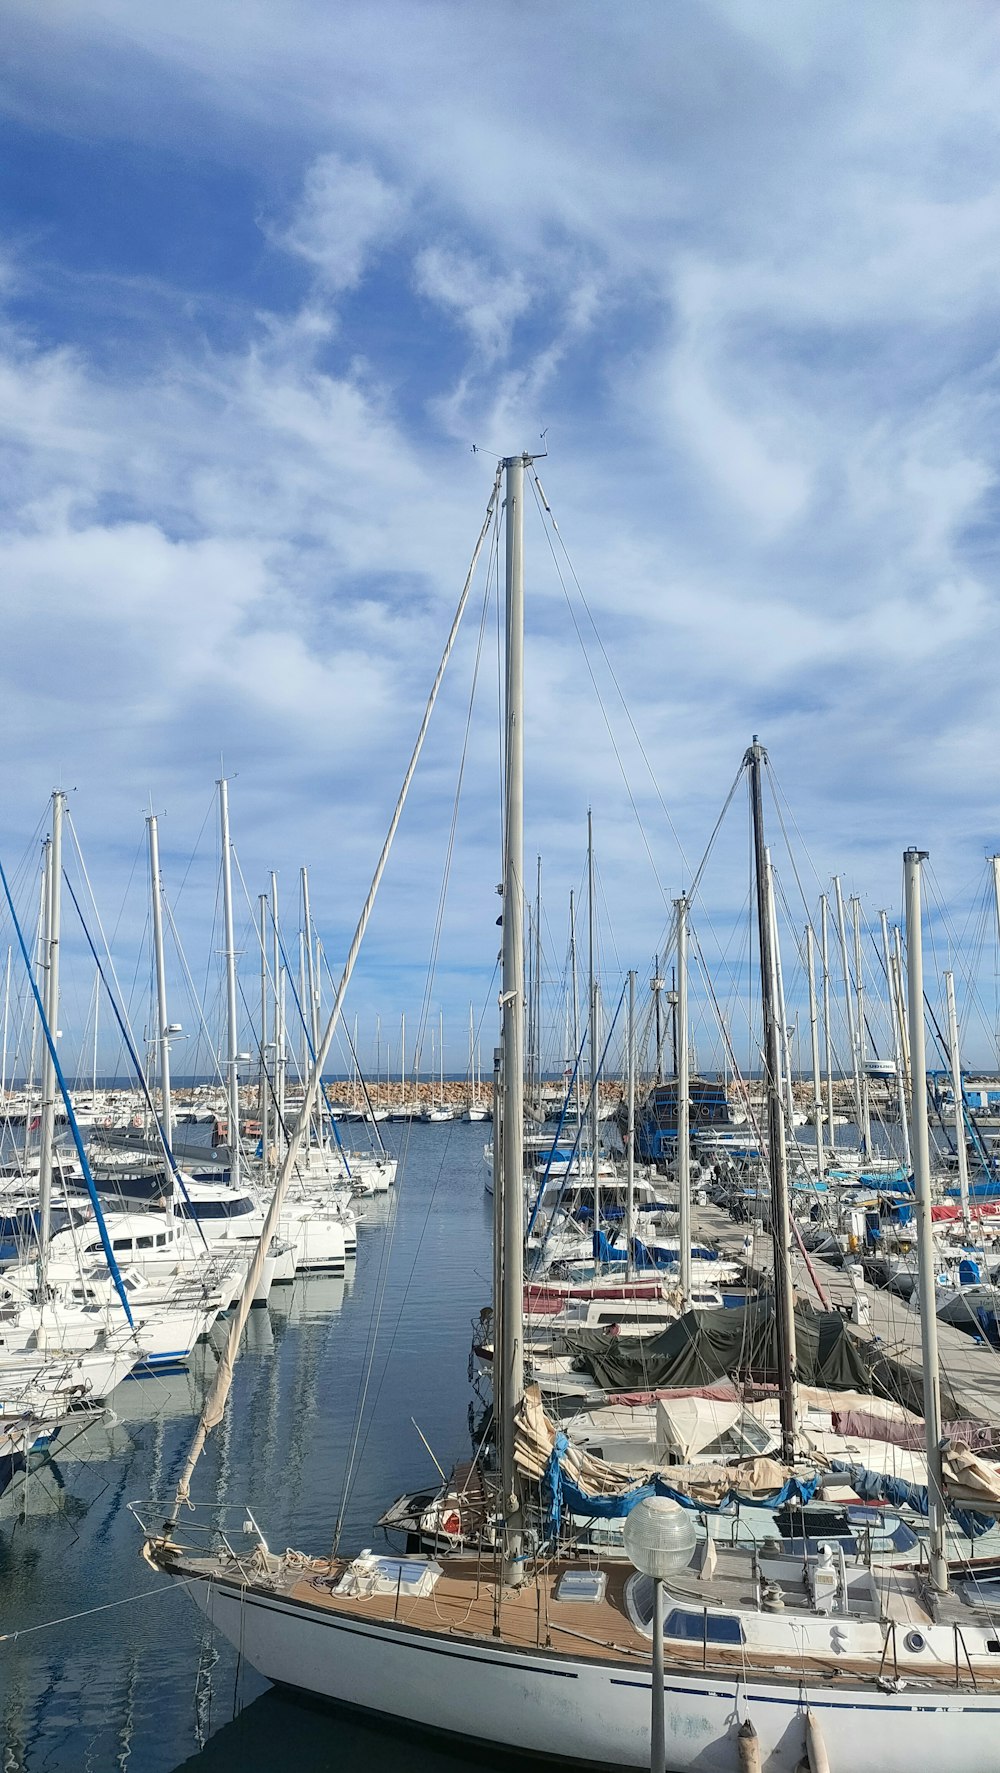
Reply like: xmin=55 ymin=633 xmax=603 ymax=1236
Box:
xmin=414 ymin=245 xmax=530 ymax=362
xmin=275 ymin=152 xmax=405 ymax=290
xmin=3 ymin=1 xmax=1000 ymax=1058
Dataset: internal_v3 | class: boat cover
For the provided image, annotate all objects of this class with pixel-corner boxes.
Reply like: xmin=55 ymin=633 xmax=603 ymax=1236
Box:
xmin=562 ymin=1298 xmax=873 ymax=1394
xmin=513 ymin=1385 xmax=820 ymax=1540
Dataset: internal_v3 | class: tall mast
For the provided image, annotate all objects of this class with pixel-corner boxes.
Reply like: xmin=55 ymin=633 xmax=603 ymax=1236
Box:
xmin=587 ymin=809 xmax=601 ymax=1248
xmin=258 ymin=893 xmax=270 ymax=1184
xmin=820 ymin=895 xmax=835 ymax=1141
xmin=302 ymin=867 xmax=320 ymax=1135
xmin=851 ymin=896 xmax=872 ymax=1152
xmin=0 ymin=944 xmax=11 ymax=1102
xmin=880 ymin=909 xmax=911 ymax=1172
xmin=270 ymin=871 xmax=285 ymax=1144
xmin=147 ymin=813 xmax=174 ymax=1222
xmin=747 ymin=741 xmax=797 ymax=1461
xmin=625 ymin=968 xmax=636 ymax=1282
xmin=945 ymin=970 xmax=971 ymax=1237
xmin=893 ymin=925 xmax=912 ymax=1113
xmin=218 ymin=779 xmax=242 ymax=1190
xmin=833 ymin=876 xmax=864 ymax=1144
xmin=24 ymin=856 xmax=46 ymax=1163
xmin=400 ymin=1011 xmax=406 ymax=1097
xmin=805 ymin=921 xmax=824 ymax=1185
xmin=903 ymin=847 xmax=948 ymax=1594
xmin=533 ymin=855 xmax=542 ymax=1111
xmin=36 ymin=792 xmax=64 ymax=1299
xmin=766 ymin=850 xmax=795 ymax=1129
xmin=91 ymin=968 xmax=99 ymax=1101
xmin=569 ymin=890 xmax=582 ymax=1123
xmin=499 ymin=453 xmax=527 ymax=1585
xmin=652 ymin=952 xmax=664 ymax=1084
xmin=676 ymin=894 xmax=691 ymax=1305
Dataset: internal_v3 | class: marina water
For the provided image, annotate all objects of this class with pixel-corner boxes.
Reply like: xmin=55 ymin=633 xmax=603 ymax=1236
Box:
xmin=1 ymin=1121 xmax=503 ymax=1771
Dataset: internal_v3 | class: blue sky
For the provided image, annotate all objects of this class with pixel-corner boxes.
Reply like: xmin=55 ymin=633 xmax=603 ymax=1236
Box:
xmin=3 ymin=1 xmax=1000 ymax=1078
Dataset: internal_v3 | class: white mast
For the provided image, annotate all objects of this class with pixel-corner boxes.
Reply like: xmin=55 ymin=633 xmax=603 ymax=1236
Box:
xmin=258 ymin=893 xmax=270 ymax=1184
xmin=851 ymin=896 xmax=872 ymax=1152
xmin=498 ymin=452 xmax=527 ymax=1584
xmin=893 ymin=924 xmax=912 ymax=1111
xmin=766 ymin=850 xmax=795 ymax=1129
xmin=147 ymin=813 xmax=175 ymax=1225
xmin=676 ymin=894 xmax=691 ymax=1304
xmin=400 ymin=1011 xmax=406 ymax=1100
xmin=37 ymin=790 xmax=65 ymax=1301
xmin=903 ymin=847 xmax=948 ymax=1594
xmin=91 ymin=968 xmax=99 ymax=1102
xmin=569 ymin=889 xmax=582 ymax=1124
xmin=218 ymin=778 xmax=242 ymax=1190
xmin=587 ymin=810 xmax=600 ymax=1246
xmin=270 ymin=871 xmax=285 ymax=1144
xmin=880 ymin=909 xmax=911 ymax=1171
xmin=24 ymin=857 xmax=46 ymax=1161
xmin=533 ymin=855 xmax=542 ymax=1111
xmin=625 ymin=968 xmax=636 ymax=1281
xmin=301 ymin=866 xmax=320 ymax=1137
xmin=834 ymin=876 xmax=864 ymax=1142
xmin=0 ymin=944 xmax=11 ymax=1102
xmin=944 ymin=969 xmax=971 ymax=1238
xmin=805 ymin=921 xmax=824 ymax=1185
xmin=820 ymin=894 xmax=835 ymax=1141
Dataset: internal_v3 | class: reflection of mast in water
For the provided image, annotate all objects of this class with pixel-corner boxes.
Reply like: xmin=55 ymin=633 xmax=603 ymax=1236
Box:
xmin=241 ymin=1306 xmax=281 ymax=1486
xmin=114 ymin=1649 xmax=140 ymax=1770
xmin=192 ymin=1624 xmax=220 ymax=1752
xmin=280 ymin=1274 xmax=350 ymax=1524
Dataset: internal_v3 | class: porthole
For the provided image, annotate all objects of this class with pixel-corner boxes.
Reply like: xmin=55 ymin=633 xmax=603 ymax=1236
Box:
xmin=903 ymin=1629 xmax=926 ymax=1654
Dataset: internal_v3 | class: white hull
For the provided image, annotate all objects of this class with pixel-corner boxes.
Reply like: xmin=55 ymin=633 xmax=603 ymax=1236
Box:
xmin=191 ymin=1574 xmax=1000 ymax=1772
xmin=0 ymin=1344 xmax=139 ymax=1407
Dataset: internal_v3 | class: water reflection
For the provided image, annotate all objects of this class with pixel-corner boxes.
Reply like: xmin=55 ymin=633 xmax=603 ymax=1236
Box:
xmin=0 ymin=1122 xmax=490 ymax=1770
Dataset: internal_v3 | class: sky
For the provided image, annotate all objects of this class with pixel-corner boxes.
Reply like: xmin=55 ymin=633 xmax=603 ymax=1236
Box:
xmin=3 ymin=1 xmax=1000 ymax=1078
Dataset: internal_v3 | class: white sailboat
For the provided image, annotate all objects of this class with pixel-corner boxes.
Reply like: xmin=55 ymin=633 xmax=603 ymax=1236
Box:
xmin=145 ymin=463 xmax=1000 ymax=1771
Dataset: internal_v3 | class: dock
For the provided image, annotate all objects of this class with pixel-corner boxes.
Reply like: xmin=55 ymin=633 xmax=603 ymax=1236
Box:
xmin=692 ymin=1195 xmax=1000 ymax=1428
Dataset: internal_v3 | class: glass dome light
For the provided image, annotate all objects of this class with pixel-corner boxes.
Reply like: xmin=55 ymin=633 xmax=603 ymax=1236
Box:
xmin=623 ymin=1496 xmax=697 ymax=1580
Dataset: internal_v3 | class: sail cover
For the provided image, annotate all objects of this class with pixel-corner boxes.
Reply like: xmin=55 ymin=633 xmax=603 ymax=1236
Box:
xmin=562 ymin=1299 xmax=873 ymax=1394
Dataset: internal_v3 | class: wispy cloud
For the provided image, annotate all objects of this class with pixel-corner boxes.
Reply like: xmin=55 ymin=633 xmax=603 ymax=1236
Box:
xmin=1 ymin=2 xmax=1000 ymax=1060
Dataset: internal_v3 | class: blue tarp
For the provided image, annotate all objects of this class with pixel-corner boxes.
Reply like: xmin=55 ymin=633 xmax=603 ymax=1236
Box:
xmin=828 ymin=1460 xmax=997 ymax=1539
xmin=543 ymin=1430 xmax=820 ymax=1541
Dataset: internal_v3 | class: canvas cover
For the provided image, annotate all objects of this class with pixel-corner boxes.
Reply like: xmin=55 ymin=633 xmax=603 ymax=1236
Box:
xmin=563 ymin=1298 xmax=873 ymax=1393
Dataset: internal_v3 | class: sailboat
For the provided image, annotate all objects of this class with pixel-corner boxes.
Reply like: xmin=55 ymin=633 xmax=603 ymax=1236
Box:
xmin=145 ymin=460 xmax=1000 ymax=1771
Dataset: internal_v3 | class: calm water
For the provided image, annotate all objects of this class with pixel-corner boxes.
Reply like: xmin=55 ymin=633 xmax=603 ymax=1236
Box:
xmin=0 ymin=1121 xmax=502 ymax=1771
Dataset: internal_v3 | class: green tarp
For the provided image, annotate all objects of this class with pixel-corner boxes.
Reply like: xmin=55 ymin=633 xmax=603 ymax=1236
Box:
xmin=564 ymin=1298 xmax=873 ymax=1394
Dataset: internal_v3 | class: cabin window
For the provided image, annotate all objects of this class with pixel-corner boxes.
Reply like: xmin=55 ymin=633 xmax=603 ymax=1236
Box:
xmin=136 ymin=1236 xmax=153 ymax=1249
xmin=666 ymin=1608 xmax=743 ymax=1644
xmin=628 ymin=1575 xmax=743 ymax=1643
xmin=155 ymin=1235 xmax=167 ymax=1247
xmin=112 ymin=1238 xmax=133 ymax=1251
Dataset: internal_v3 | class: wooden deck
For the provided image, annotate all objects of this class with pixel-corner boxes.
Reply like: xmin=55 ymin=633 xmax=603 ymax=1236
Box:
xmin=277 ymin=1551 xmax=1000 ymax=1688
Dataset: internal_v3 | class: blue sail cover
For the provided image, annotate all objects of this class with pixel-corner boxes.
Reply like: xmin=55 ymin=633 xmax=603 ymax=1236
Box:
xmin=828 ymin=1461 xmax=996 ymax=1539
xmin=543 ymin=1431 xmax=819 ymax=1540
